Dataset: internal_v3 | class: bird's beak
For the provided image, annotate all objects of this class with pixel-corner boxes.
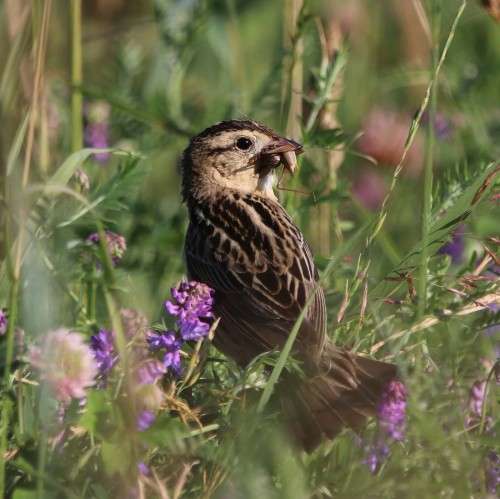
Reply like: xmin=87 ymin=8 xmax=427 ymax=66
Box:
xmin=260 ymin=137 xmax=303 ymax=174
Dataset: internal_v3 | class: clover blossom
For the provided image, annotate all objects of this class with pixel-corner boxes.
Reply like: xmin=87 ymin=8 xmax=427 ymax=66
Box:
xmin=0 ymin=309 xmax=7 ymax=336
xmin=28 ymin=328 xmax=98 ymax=404
xmin=90 ymin=329 xmax=117 ymax=382
xmin=86 ymin=230 xmax=127 ymax=266
xmin=165 ymin=280 xmax=214 ymax=341
xmin=136 ymin=359 xmax=167 ymax=385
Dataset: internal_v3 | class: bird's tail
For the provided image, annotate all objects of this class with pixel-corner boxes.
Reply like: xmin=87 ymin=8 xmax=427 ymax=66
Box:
xmin=280 ymin=342 xmax=397 ymax=451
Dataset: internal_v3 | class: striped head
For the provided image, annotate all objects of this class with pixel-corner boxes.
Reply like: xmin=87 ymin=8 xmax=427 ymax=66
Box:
xmin=181 ymin=120 xmax=302 ymax=201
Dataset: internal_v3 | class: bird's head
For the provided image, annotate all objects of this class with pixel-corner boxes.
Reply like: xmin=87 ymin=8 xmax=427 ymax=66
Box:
xmin=181 ymin=120 xmax=302 ymax=201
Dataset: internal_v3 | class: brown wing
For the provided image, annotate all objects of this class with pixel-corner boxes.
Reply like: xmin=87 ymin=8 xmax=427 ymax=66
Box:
xmin=185 ymin=191 xmax=326 ymax=365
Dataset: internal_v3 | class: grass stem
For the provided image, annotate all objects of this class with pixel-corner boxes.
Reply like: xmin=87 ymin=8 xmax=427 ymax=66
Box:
xmin=417 ymin=1 xmax=441 ymax=320
xmin=71 ymin=0 xmax=83 ymax=152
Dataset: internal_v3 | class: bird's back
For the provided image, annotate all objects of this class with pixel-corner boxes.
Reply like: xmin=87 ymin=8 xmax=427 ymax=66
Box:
xmin=184 ymin=188 xmax=326 ymax=366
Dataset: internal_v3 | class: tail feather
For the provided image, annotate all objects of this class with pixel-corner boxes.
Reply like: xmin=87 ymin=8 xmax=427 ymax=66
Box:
xmin=280 ymin=343 xmax=397 ymax=451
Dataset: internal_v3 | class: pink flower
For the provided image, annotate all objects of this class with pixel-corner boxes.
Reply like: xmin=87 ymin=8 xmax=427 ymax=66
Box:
xmin=351 ymin=168 xmax=388 ymax=211
xmin=29 ymin=328 xmax=98 ymax=404
xmin=357 ymin=108 xmax=424 ymax=176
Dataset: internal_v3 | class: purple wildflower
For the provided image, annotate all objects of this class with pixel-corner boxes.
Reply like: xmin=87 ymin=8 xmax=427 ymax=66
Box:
xmin=363 ymin=380 xmax=407 ymax=473
xmin=165 ymin=280 xmax=214 ymax=341
xmin=90 ymin=329 xmax=117 ymax=379
xmin=0 ymin=309 xmax=7 ymax=336
xmin=465 ymin=380 xmax=492 ymax=430
xmin=438 ymin=225 xmax=465 ymax=265
xmin=147 ymin=330 xmax=182 ymax=375
xmin=86 ymin=230 xmax=127 ymax=266
xmin=84 ymin=101 xmax=111 ymax=163
xmin=422 ymin=111 xmax=454 ymax=141
xmin=138 ymin=462 xmax=150 ymax=476
xmin=137 ymin=410 xmax=155 ymax=432
xmin=486 ymin=451 xmax=500 ymax=495
xmin=134 ymin=382 xmax=164 ymax=431
xmin=363 ymin=441 xmax=390 ymax=474
xmin=377 ymin=380 xmax=407 ymax=441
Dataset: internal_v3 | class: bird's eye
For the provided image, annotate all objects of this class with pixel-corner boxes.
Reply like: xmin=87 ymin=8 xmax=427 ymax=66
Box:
xmin=235 ymin=137 xmax=253 ymax=151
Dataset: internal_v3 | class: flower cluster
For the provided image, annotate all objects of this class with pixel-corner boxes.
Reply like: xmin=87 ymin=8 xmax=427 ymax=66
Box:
xmin=90 ymin=329 xmax=117 ymax=384
xmin=0 ymin=309 xmax=7 ymax=336
xmin=84 ymin=100 xmax=111 ymax=163
xmin=364 ymin=380 xmax=407 ymax=473
xmin=147 ymin=331 xmax=182 ymax=375
xmin=165 ymin=280 xmax=214 ymax=341
xmin=86 ymin=230 xmax=127 ymax=266
xmin=377 ymin=380 xmax=407 ymax=441
xmin=29 ymin=329 xmax=98 ymax=404
xmin=147 ymin=280 xmax=214 ymax=378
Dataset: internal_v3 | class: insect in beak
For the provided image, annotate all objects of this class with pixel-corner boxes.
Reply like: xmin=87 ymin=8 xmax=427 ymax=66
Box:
xmin=258 ymin=137 xmax=303 ymax=174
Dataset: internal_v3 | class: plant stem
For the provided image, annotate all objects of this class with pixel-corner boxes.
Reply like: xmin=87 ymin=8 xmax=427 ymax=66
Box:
xmin=417 ymin=1 xmax=441 ymax=320
xmin=71 ymin=0 xmax=83 ymax=152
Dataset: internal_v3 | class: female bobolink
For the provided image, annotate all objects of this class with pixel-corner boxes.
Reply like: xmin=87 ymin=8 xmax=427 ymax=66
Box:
xmin=181 ymin=120 xmax=397 ymax=450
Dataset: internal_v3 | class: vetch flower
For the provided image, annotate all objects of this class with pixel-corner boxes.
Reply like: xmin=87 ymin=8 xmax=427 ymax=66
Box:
xmin=465 ymin=379 xmax=492 ymax=430
xmin=86 ymin=230 xmax=127 ymax=266
xmin=363 ymin=379 xmax=407 ymax=473
xmin=90 ymin=329 xmax=117 ymax=380
xmin=138 ymin=462 xmax=150 ymax=476
xmin=28 ymin=328 xmax=98 ymax=404
xmin=165 ymin=280 xmax=214 ymax=341
xmin=485 ymin=451 xmax=500 ymax=495
xmin=363 ymin=441 xmax=390 ymax=474
xmin=438 ymin=225 xmax=465 ymax=265
xmin=134 ymin=381 xmax=164 ymax=431
xmin=147 ymin=330 xmax=182 ymax=375
xmin=377 ymin=380 xmax=407 ymax=441
xmin=137 ymin=410 xmax=156 ymax=432
xmin=0 ymin=309 xmax=7 ymax=336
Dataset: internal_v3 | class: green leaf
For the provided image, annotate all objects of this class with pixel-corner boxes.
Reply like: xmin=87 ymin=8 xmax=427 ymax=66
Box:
xmin=6 ymin=112 xmax=30 ymax=176
xmin=101 ymin=440 xmax=133 ymax=476
xmin=79 ymin=390 xmax=108 ymax=434
xmin=12 ymin=490 xmax=37 ymax=499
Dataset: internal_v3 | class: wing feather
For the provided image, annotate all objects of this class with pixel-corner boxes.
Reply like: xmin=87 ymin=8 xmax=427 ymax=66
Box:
xmin=185 ymin=191 xmax=326 ymax=364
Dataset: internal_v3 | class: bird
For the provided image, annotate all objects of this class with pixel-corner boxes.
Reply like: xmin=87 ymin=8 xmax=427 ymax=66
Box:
xmin=181 ymin=119 xmax=397 ymax=450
